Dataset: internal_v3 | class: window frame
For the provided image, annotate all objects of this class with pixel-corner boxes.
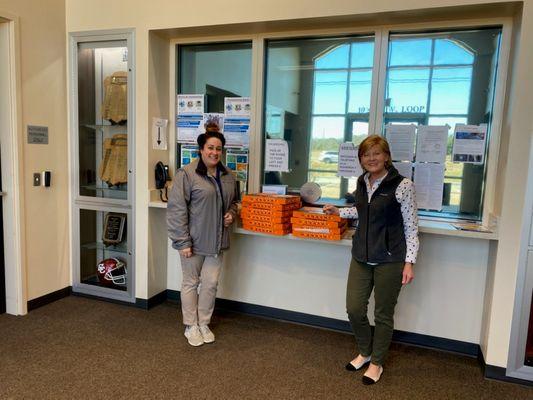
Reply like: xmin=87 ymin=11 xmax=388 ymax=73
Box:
xmin=170 ymin=17 xmax=512 ymax=225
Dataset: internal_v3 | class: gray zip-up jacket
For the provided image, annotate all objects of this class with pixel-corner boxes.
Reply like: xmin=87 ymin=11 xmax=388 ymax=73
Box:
xmin=167 ymin=158 xmax=239 ymax=256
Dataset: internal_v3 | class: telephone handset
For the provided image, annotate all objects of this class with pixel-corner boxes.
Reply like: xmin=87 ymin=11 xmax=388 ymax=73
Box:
xmin=155 ymin=161 xmax=170 ymax=202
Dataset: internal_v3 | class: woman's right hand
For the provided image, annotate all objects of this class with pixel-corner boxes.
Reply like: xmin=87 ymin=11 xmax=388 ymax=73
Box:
xmin=179 ymin=247 xmax=193 ymax=258
xmin=323 ymin=204 xmax=340 ymax=216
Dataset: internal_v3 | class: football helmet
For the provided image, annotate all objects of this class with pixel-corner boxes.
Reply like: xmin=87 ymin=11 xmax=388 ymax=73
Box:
xmin=97 ymin=258 xmax=127 ymax=287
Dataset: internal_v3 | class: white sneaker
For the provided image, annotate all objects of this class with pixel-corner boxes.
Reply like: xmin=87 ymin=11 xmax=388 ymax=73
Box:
xmin=199 ymin=325 xmax=215 ymax=343
xmin=184 ymin=325 xmax=203 ymax=347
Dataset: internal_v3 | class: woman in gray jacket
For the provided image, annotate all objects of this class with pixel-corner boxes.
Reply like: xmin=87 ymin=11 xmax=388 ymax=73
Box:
xmin=167 ymin=128 xmax=239 ymax=347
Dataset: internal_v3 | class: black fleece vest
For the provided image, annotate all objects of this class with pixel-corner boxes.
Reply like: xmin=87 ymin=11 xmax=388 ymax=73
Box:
xmin=352 ymin=167 xmax=406 ymax=264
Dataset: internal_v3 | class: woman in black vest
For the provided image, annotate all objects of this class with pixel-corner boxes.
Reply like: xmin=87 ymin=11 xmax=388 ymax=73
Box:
xmin=324 ymin=135 xmax=419 ymax=385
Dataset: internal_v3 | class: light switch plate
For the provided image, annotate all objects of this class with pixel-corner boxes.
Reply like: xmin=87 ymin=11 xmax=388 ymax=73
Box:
xmin=33 ymin=173 xmax=41 ymax=186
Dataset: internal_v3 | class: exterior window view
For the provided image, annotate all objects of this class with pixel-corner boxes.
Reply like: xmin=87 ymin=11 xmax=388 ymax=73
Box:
xmin=264 ymin=28 xmax=501 ymax=220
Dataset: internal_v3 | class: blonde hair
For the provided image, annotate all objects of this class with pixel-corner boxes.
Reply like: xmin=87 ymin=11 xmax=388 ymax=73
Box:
xmin=358 ymin=135 xmax=393 ymax=170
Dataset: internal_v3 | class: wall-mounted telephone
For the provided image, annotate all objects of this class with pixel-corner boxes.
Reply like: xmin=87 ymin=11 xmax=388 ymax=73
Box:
xmin=155 ymin=161 xmax=170 ymax=202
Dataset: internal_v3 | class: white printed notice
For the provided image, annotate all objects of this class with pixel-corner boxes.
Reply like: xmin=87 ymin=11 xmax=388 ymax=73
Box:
xmin=386 ymin=124 xmax=416 ymax=161
xmin=152 ymin=118 xmax=168 ymax=150
xmin=414 ymin=163 xmax=445 ymax=211
xmin=265 ymin=139 xmax=289 ymax=172
xmin=393 ymin=162 xmax=413 ymax=180
xmin=416 ymin=125 xmax=448 ymax=163
xmin=176 ymin=114 xmax=203 ymax=143
xmin=338 ymin=143 xmax=362 ymax=177
xmin=223 ymin=97 xmax=251 ymax=147
xmin=224 ymin=97 xmax=251 ymax=117
xmin=176 ymin=94 xmax=204 ymax=143
xmin=177 ymin=94 xmax=204 ymax=115
xmin=452 ymin=124 xmax=487 ymax=164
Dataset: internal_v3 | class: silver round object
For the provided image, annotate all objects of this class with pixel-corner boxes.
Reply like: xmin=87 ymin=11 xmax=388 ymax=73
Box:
xmin=300 ymin=182 xmax=322 ymax=203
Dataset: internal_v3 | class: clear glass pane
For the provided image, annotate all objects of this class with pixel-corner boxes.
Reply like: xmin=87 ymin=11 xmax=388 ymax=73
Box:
xmin=308 ymin=172 xmax=341 ymax=199
xmin=79 ymin=209 xmax=129 ymax=292
xmin=384 ymin=28 xmax=502 ymax=220
xmin=352 ymin=121 xmax=369 ymax=144
xmin=311 ymin=116 xmax=345 ymax=140
xmin=313 ymin=71 xmax=348 ymax=114
xmin=77 ymin=41 xmax=128 ymax=200
xmin=385 ymin=68 xmax=429 ymax=113
xmin=265 ymin=104 xmax=284 ymax=139
xmin=427 ymin=116 xmax=468 ymax=129
xmin=434 ymin=38 xmax=474 ymax=65
xmin=309 ymin=116 xmax=344 ymax=171
xmin=351 ymin=41 xmax=375 ymax=68
xmin=430 ymin=67 xmax=472 ymax=114
xmin=178 ymin=42 xmax=252 ymax=113
xmin=263 ymin=36 xmax=374 ymax=199
xmin=388 ymin=39 xmax=432 ymax=66
xmin=348 ymin=70 xmax=372 ymax=113
xmin=315 ymin=44 xmax=349 ymax=69
xmin=310 ymin=149 xmax=338 ymax=171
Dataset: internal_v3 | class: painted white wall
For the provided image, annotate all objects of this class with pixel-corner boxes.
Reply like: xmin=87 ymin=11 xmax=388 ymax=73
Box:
xmin=168 ymin=232 xmax=489 ymax=343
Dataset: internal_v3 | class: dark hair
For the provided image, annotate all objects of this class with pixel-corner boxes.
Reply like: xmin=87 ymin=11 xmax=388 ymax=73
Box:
xmin=358 ymin=134 xmax=393 ymax=170
xmin=197 ymin=131 xmax=226 ymax=149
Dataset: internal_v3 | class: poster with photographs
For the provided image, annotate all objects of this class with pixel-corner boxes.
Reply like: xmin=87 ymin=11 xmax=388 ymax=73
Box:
xmin=225 ymin=149 xmax=248 ymax=182
xmin=176 ymin=94 xmax=204 ymax=143
xmin=224 ymin=97 xmax=250 ymax=147
xmin=452 ymin=124 xmax=487 ymax=164
xmin=177 ymin=94 xmax=204 ymax=115
xmin=180 ymin=145 xmax=200 ymax=166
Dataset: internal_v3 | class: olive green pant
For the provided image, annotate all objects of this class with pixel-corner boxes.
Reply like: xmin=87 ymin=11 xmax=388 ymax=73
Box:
xmin=346 ymin=258 xmax=404 ymax=366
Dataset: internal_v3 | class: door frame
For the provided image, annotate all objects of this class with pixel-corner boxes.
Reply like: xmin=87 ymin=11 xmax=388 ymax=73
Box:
xmin=0 ymin=12 xmax=26 ymax=315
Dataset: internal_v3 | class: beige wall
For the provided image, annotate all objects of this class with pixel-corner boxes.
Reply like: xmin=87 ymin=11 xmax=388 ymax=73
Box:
xmin=61 ymin=0 xmax=533 ymax=369
xmin=0 ymin=1 xmax=69 ymax=302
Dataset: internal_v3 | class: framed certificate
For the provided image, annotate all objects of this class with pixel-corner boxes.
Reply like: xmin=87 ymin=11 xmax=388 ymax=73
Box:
xmin=103 ymin=212 xmax=126 ymax=245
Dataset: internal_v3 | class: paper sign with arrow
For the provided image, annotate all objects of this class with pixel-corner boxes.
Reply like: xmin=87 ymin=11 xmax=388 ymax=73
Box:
xmin=152 ymin=117 xmax=168 ymax=150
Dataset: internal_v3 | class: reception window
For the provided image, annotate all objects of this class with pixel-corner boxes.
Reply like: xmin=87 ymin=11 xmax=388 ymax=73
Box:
xmin=383 ymin=28 xmax=501 ymax=219
xmin=262 ymin=27 xmax=502 ymax=220
xmin=263 ymin=36 xmax=375 ymax=200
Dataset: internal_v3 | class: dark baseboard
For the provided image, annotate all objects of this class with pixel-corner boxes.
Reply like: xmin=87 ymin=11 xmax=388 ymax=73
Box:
xmin=166 ymin=289 xmax=478 ymax=357
xmin=27 ymin=287 xmax=72 ymax=311
xmin=392 ymin=329 xmax=479 ymax=357
xmin=70 ymin=290 xmax=169 ymax=310
xmin=71 ymin=291 xmax=138 ymax=308
xmin=135 ymin=290 xmax=168 ymax=310
xmin=167 ymin=289 xmax=180 ymax=303
xmin=478 ymin=351 xmax=533 ymax=387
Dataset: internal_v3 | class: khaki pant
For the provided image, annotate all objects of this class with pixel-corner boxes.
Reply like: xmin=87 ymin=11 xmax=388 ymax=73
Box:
xmin=180 ymin=253 xmax=223 ymax=326
xmin=346 ymin=258 xmax=404 ymax=365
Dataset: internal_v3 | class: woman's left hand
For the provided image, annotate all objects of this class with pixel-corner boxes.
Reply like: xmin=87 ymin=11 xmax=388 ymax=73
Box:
xmin=402 ymin=262 xmax=414 ymax=285
xmin=224 ymin=212 xmax=234 ymax=227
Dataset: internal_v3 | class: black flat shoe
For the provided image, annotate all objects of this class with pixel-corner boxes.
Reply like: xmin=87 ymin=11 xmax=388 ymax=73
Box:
xmin=345 ymin=356 xmax=371 ymax=371
xmin=362 ymin=366 xmax=383 ymax=385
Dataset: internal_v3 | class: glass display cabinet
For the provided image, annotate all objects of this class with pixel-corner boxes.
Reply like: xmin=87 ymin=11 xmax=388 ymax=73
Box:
xmin=508 ymin=138 xmax=533 ymax=382
xmin=69 ymin=30 xmax=135 ymax=302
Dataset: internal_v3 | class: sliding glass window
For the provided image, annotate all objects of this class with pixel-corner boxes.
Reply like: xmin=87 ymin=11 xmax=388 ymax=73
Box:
xmin=383 ymin=28 xmax=502 ymax=220
xmin=263 ymin=36 xmax=375 ymax=199
xmin=177 ymin=41 xmax=253 ymax=175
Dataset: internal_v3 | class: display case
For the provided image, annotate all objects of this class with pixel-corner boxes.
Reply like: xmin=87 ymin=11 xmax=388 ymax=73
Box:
xmin=70 ymin=30 xmax=135 ymax=303
xmin=507 ymin=137 xmax=533 ymax=381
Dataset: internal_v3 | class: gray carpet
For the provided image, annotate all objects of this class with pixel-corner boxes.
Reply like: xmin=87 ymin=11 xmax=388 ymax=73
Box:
xmin=0 ymin=296 xmax=531 ymax=399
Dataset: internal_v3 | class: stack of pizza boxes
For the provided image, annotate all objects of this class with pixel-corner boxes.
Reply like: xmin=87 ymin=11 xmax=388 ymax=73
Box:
xmin=291 ymin=207 xmax=347 ymax=241
xmin=241 ymin=193 xmax=301 ymax=235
